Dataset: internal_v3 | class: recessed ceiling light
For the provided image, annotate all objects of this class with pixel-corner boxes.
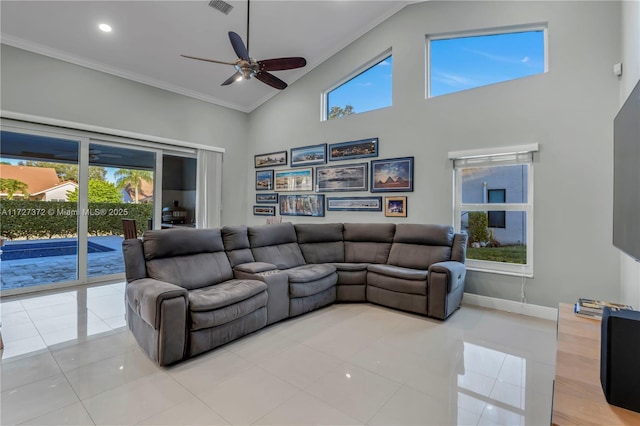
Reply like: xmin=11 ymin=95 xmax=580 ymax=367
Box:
xmin=98 ymin=23 xmax=112 ymax=33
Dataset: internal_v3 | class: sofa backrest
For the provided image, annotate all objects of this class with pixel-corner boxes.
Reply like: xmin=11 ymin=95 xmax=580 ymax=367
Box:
xmin=387 ymin=224 xmax=456 ymax=270
xmin=248 ymin=222 xmax=306 ymax=269
xmin=221 ymin=225 xmax=255 ymax=267
xmin=294 ymin=223 xmax=345 ymax=264
xmin=142 ymin=228 xmax=233 ymax=290
xmin=343 ymin=223 xmax=395 ymax=264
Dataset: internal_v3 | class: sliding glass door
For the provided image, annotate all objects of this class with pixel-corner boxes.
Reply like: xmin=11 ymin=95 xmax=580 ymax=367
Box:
xmin=86 ymin=142 xmax=158 ymax=280
xmin=1 ymin=130 xmax=82 ymax=290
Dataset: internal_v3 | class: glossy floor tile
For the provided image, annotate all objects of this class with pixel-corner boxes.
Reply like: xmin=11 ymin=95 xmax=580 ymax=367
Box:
xmin=0 ymin=282 xmax=557 ymax=425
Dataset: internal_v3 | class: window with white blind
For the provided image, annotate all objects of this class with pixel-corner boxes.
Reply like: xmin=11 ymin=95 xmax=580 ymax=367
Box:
xmin=450 ymin=144 xmax=537 ymax=276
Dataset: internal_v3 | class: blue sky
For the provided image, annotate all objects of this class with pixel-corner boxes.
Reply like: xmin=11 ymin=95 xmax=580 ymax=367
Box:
xmin=1 ymin=157 xmax=121 ymax=184
xmin=327 ymin=30 xmax=544 ymax=114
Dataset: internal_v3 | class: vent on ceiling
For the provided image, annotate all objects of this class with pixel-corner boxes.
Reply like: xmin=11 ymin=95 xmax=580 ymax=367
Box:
xmin=208 ymin=0 xmax=233 ymax=15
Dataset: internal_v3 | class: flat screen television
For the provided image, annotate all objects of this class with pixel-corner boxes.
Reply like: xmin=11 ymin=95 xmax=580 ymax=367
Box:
xmin=613 ymin=79 xmax=640 ymax=262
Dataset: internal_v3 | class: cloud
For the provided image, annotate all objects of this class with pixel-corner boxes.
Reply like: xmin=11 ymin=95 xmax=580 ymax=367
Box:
xmin=356 ymin=82 xmax=374 ymax=87
xmin=521 ymin=56 xmax=530 ymax=63
xmin=432 ymin=71 xmax=476 ymax=88
xmin=464 ymin=48 xmax=524 ymax=65
xmin=378 ymin=60 xmax=391 ymax=67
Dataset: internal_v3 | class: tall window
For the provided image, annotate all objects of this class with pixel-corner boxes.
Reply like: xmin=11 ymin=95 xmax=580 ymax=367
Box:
xmin=451 ymin=145 xmax=537 ymax=276
xmin=428 ymin=26 xmax=546 ymax=98
xmin=323 ymin=51 xmax=392 ymax=120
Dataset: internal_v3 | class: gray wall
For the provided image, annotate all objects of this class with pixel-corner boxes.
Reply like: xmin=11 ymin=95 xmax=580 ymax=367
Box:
xmin=0 ymin=44 xmax=249 ymax=226
xmin=248 ymin=1 xmax=622 ymax=308
xmin=619 ymin=0 xmax=640 ymax=308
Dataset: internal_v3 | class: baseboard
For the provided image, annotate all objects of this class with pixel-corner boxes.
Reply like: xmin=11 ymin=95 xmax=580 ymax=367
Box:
xmin=462 ymin=292 xmax=558 ymax=321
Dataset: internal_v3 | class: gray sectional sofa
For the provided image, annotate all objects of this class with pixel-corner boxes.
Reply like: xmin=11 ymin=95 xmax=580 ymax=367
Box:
xmin=122 ymin=222 xmax=467 ymax=365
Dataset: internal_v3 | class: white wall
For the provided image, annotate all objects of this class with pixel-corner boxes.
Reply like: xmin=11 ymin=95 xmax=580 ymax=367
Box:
xmin=248 ymin=1 xmax=622 ymax=308
xmin=619 ymin=0 xmax=640 ymax=308
xmin=0 ymin=44 xmax=249 ymax=226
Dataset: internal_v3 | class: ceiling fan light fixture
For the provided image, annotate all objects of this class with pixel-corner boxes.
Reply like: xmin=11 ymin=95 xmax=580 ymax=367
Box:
xmin=98 ymin=23 xmax=112 ymax=33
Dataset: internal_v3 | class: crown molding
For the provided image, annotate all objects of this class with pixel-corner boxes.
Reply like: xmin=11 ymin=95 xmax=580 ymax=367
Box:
xmin=1 ymin=34 xmax=252 ymax=114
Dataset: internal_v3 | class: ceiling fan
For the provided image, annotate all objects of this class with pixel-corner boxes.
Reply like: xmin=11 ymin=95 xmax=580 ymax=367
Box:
xmin=181 ymin=0 xmax=306 ymax=90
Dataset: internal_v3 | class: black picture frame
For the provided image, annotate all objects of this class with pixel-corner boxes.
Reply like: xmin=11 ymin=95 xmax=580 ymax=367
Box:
xmin=253 ymin=205 xmax=276 ymax=216
xmin=315 ymin=163 xmax=368 ymax=192
xmin=254 ymin=151 xmax=287 ymax=168
xmin=370 ymin=157 xmax=414 ymax=192
xmin=326 ymin=196 xmax=382 ymax=211
xmin=279 ymin=194 xmax=325 ymax=217
xmin=290 ymin=144 xmax=327 ymax=167
xmin=329 ymin=138 xmax=379 ymax=161
xmin=256 ymin=193 xmax=278 ymax=204
xmin=255 ymin=169 xmax=274 ymax=191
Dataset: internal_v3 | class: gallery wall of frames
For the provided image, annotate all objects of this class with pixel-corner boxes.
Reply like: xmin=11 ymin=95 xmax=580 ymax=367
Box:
xmin=253 ymin=137 xmax=412 ymax=218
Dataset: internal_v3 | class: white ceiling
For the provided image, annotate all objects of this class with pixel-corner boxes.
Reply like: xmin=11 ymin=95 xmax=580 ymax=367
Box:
xmin=1 ymin=1 xmax=411 ymax=113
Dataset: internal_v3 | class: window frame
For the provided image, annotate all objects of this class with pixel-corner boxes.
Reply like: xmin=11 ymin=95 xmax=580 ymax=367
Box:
xmin=426 ymin=23 xmax=549 ymax=99
xmin=451 ymin=144 xmax=537 ymax=277
xmin=321 ymin=49 xmax=392 ymax=122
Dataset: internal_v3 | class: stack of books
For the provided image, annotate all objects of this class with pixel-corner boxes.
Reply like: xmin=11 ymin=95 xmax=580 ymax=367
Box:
xmin=574 ymin=298 xmax=633 ymax=319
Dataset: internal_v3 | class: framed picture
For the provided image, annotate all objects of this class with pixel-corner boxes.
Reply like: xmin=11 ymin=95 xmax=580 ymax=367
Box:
xmin=275 ymin=168 xmax=313 ymax=191
xmin=255 ymin=151 xmax=287 ymax=168
xmin=315 ymin=163 xmax=368 ymax=192
xmin=290 ymin=144 xmax=327 ymax=167
xmin=329 ymin=138 xmax=378 ymax=161
xmin=279 ymin=194 xmax=325 ymax=217
xmin=384 ymin=196 xmax=407 ymax=217
xmin=370 ymin=156 xmax=414 ymax=192
xmin=326 ymin=196 xmax=382 ymax=212
xmin=253 ymin=205 xmax=276 ymax=216
xmin=255 ymin=170 xmax=274 ymax=191
xmin=256 ymin=193 xmax=278 ymax=204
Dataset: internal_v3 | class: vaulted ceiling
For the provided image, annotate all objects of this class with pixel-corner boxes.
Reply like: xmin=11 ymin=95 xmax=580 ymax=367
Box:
xmin=1 ymin=1 xmax=411 ymax=113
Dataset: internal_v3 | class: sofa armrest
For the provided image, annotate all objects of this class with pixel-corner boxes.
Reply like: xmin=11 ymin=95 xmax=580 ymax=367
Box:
xmin=429 ymin=261 xmax=466 ymax=293
xmin=125 ymin=278 xmax=188 ymax=365
xmin=126 ymin=278 xmax=188 ymax=329
xmin=234 ymin=262 xmax=278 ymax=274
xmin=427 ymin=261 xmax=467 ymax=320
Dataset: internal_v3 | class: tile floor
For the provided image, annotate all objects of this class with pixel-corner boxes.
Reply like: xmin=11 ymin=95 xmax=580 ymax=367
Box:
xmin=0 ymin=282 xmax=557 ymax=425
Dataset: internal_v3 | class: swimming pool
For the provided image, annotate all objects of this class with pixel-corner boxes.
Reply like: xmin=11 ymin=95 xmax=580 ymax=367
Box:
xmin=0 ymin=241 xmax=115 ymax=261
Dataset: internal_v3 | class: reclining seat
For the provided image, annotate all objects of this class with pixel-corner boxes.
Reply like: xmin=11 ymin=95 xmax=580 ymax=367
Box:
xmin=340 ymin=223 xmax=396 ymax=301
xmin=123 ymin=228 xmax=268 ymax=365
xmin=248 ymin=222 xmax=337 ymax=317
xmin=366 ymin=224 xmax=467 ymax=320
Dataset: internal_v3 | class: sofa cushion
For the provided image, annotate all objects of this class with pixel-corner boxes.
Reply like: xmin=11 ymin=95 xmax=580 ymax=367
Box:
xmin=234 ymin=262 xmax=277 ymax=273
xmin=286 ymin=264 xmax=337 ymax=283
xmin=367 ymin=264 xmax=428 ymax=281
xmin=143 ymin=228 xmax=224 ymax=260
xmin=189 ymin=281 xmax=268 ymax=331
xmin=295 ymin=223 xmax=345 ymax=264
xmin=222 ymin=225 xmax=255 ymax=267
xmin=289 ymin=273 xmax=338 ymax=298
xmin=387 ymin=244 xmax=452 ymax=270
xmin=249 ymin=222 xmax=298 ymax=247
xmin=333 ymin=262 xmax=369 ymax=271
xmin=393 ymin=224 xmax=454 ymax=246
xmin=189 ymin=280 xmax=267 ymax=311
xmin=251 ymin=244 xmax=306 ymax=269
xmin=146 ymin=252 xmax=234 ymax=290
xmin=367 ymin=271 xmax=427 ymax=296
xmin=343 ymin=223 xmax=395 ymax=264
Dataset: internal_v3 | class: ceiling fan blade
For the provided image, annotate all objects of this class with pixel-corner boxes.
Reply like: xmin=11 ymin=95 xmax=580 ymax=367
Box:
xmin=180 ymin=55 xmax=236 ymax=66
xmin=259 ymin=57 xmax=307 ymax=71
xmin=228 ymin=31 xmax=250 ymax=61
xmin=222 ymin=71 xmax=242 ymax=86
xmin=256 ymin=71 xmax=288 ymax=90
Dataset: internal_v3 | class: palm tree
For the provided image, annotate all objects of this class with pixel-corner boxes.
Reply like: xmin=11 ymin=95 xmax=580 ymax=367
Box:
xmin=0 ymin=178 xmax=29 ymax=200
xmin=114 ymin=169 xmax=153 ymax=203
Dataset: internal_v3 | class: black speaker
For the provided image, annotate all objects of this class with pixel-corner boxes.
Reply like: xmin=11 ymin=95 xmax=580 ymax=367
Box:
xmin=600 ymin=306 xmax=640 ymax=413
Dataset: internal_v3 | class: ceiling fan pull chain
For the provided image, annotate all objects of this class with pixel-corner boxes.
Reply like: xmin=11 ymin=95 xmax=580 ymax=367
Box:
xmin=246 ymin=0 xmax=250 ymax=56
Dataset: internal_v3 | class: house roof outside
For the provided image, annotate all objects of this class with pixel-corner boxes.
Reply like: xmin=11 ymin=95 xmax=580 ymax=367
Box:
xmin=30 ymin=180 xmax=78 ymax=196
xmin=0 ymin=164 xmax=60 ymax=195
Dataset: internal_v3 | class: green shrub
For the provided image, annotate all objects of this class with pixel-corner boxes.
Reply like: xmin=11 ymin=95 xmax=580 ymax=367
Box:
xmin=468 ymin=211 xmax=490 ymax=243
xmin=0 ymin=200 xmax=153 ymax=239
